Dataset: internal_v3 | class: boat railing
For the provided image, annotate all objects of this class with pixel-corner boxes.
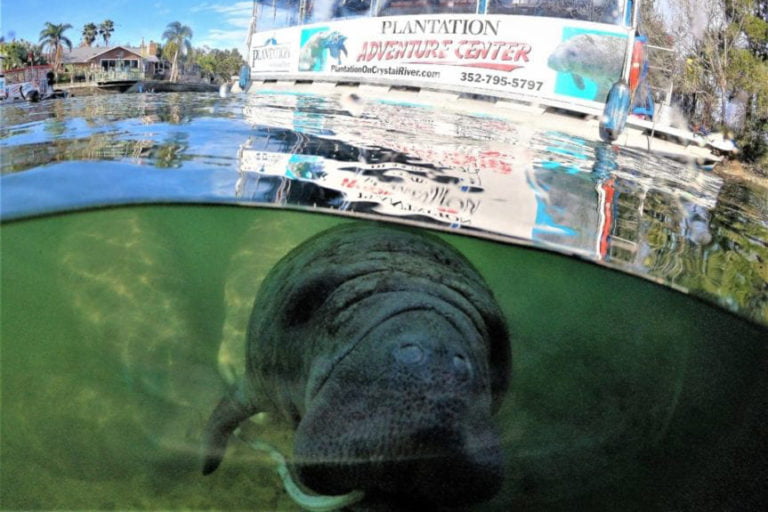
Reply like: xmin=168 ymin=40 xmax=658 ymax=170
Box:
xmin=376 ymin=0 xmax=477 ymax=17
xmin=93 ymin=69 xmax=145 ymax=83
xmin=486 ymin=0 xmax=624 ymax=24
xmin=642 ymin=44 xmax=675 ymax=121
xmin=252 ymin=0 xmax=634 ymax=27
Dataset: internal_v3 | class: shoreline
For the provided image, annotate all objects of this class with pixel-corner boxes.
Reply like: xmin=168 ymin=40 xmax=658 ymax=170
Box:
xmin=6 ymin=83 xmax=764 ymax=182
xmin=714 ymin=160 xmax=768 ymax=190
xmin=55 ymin=80 xmax=218 ymax=96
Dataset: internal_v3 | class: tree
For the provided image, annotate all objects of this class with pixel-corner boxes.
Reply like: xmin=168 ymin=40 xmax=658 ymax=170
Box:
xmin=162 ymin=21 xmax=193 ymax=82
xmin=737 ymin=0 xmax=768 ymax=59
xmin=195 ymin=47 xmax=246 ymax=82
xmin=638 ymin=0 xmax=677 ymax=104
xmin=39 ymin=22 xmax=73 ymax=77
xmin=82 ymin=23 xmax=98 ymax=47
xmin=733 ymin=0 xmax=768 ymax=164
xmin=671 ymin=0 xmax=765 ymax=131
xmin=666 ymin=0 xmax=768 ymax=168
xmin=0 ymin=39 xmax=47 ymax=69
xmin=99 ymin=19 xmax=114 ymax=47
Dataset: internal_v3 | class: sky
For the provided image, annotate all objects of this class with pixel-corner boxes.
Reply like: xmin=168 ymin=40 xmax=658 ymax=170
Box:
xmin=0 ymin=1 xmax=255 ymax=52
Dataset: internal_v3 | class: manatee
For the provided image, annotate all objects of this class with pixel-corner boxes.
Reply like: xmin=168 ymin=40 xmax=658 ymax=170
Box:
xmin=547 ymin=34 xmax=627 ymax=100
xmin=299 ymin=31 xmax=348 ymax=71
xmin=202 ymin=222 xmax=511 ymax=509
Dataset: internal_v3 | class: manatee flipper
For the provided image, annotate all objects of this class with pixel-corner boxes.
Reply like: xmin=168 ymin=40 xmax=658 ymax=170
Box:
xmin=201 ymin=388 xmax=258 ymax=475
xmin=572 ymin=73 xmax=586 ymax=89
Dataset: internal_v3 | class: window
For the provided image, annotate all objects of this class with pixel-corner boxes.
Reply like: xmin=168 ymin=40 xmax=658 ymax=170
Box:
xmin=487 ymin=0 xmax=624 ymax=24
xmin=378 ymin=0 xmax=478 ymax=17
xmin=101 ymin=59 xmax=139 ymax=70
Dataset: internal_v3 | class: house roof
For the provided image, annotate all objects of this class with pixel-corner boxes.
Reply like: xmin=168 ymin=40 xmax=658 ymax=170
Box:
xmin=62 ymin=45 xmax=144 ymax=64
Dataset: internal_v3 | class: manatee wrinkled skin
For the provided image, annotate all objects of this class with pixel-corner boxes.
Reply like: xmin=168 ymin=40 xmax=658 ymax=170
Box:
xmin=547 ymin=33 xmax=627 ymax=100
xmin=202 ymin=223 xmax=511 ymax=508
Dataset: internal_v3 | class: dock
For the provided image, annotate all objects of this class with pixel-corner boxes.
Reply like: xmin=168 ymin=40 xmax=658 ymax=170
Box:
xmin=56 ymin=76 xmax=218 ymax=96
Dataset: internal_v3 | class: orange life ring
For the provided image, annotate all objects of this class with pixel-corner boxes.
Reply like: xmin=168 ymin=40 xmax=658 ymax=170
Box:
xmin=628 ymin=39 xmax=645 ymax=92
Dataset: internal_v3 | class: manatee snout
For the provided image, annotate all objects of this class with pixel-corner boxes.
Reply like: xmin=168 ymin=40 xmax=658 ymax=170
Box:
xmin=294 ymin=412 xmax=503 ymax=506
xmin=292 ymin=309 xmax=504 ymax=504
xmin=202 ymin=223 xmax=511 ymax=509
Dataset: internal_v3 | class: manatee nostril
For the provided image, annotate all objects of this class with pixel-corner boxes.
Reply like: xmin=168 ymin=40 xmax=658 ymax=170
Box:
xmin=453 ymin=354 xmax=471 ymax=380
xmin=393 ymin=343 xmax=425 ymax=364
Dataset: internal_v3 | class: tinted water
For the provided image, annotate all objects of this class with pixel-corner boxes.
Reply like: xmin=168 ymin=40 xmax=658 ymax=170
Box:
xmin=1 ymin=92 xmax=766 ymax=510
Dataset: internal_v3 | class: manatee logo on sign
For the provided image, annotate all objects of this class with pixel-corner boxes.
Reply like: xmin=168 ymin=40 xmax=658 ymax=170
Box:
xmin=299 ymin=28 xmax=349 ymax=72
xmin=547 ymin=28 xmax=627 ymax=101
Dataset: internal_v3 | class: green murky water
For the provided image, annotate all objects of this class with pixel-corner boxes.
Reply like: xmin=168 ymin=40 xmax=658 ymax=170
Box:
xmin=2 ymin=205 xmax=765 ymax=510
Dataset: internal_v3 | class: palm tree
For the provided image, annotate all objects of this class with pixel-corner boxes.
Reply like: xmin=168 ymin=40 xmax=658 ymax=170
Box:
xmin=99 ymin=19 xmax=114 ymax=47
xmin=39 ymin=22 xmax=73 ymax=78
xmin=162 ymin=21 xmax=193 ymax=82
xmin=82 ymin=23 xmax=98 ymax=47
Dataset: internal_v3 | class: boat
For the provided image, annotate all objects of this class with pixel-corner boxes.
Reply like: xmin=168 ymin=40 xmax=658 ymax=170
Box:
xmin=0 ymin=59 xmax=68 ymax=104
xmin=1 ymin=83 xmax=69 ymax=103
xmin=239 ymin=0 xmax=727 ymax=164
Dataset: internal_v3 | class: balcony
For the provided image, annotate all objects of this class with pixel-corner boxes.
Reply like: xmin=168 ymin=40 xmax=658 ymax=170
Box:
xmin=93 ymin=69 xmax=145 ymax=84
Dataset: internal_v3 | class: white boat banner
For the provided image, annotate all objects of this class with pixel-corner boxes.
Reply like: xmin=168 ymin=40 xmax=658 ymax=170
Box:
xmin=249 ymin=14 xmax=632 ymax=112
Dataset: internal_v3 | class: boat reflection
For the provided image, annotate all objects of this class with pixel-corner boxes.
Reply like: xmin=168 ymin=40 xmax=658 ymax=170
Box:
xmin=235 ymin=92 xmax=723 ymax=266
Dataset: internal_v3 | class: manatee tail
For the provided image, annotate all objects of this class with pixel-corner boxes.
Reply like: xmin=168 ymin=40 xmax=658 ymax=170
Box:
xmin=201 ymin=388 xmax=257 ymax=475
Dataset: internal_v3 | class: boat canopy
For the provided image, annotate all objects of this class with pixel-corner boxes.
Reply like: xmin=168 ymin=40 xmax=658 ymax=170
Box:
xmin=252 ymin=0 xmax=636 ymax=30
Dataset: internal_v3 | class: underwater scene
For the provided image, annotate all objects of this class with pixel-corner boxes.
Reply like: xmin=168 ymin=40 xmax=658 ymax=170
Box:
xmin=1 ymin=91 xmax=767 ymax=510
xmin=2 ymin=207 xmax=766 ymax=510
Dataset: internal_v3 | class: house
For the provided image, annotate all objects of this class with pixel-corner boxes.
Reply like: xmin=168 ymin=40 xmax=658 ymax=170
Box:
xmin=61 ymin=41 xmax=168 ymax=81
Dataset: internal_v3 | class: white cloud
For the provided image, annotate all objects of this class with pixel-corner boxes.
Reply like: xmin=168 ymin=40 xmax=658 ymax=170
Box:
xmin=190 ymin=3 xmax=213 ymax=14
xmin=196 ymin=28 xmax=249 ymax=52
xmin=199 ymin=28 xmax=247 ymax=44
xmin=193 ymin=1 xmax=253 ymax=49
xmin=150 ymin=1 xmax=171 ymax=15
xmin=207 ymin=2 xmax=254 ymax=16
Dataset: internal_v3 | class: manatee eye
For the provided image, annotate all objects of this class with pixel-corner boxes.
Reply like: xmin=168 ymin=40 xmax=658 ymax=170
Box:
xmin=453 ymin=354 xmax=472 ymax=380
xmin=394 ymin=343 xmax=425 ymax=365
xmin=282 ymin=275 xmax=339 ymax=327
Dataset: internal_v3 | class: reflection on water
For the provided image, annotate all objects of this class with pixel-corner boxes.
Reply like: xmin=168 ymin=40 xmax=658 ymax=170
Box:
xmin=0 ymin=93 xmax=248 ymax=171
xmin=2 ymin=92 xmax=766 ymax=325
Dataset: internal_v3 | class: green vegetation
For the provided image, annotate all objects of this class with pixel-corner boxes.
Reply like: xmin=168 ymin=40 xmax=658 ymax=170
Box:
xmin=195 ymin=47 xmax=247 ymax=82
xmin=0 ymin=39 xmax=46 ymax=68
xmin=99 ymin=19 xmax=115 ymax=47
xmin=162 ymin=21 xmax=194 ymax=83
xmin=2 ymin=18 xmax=244 ymax=86
xmin=81 ymin=23 xmax=98 ymax=47
xmin=38 ymin=22 xmax=73 ymax=78
xmin=735 ymin=0 xmax=768 ymax=168
xmin=646 ymin=0 xmax=768 ymax=167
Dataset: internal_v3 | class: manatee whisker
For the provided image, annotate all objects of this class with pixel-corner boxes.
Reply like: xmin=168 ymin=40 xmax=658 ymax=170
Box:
xmin=235 ymin=429 xmax=365 ymax=512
